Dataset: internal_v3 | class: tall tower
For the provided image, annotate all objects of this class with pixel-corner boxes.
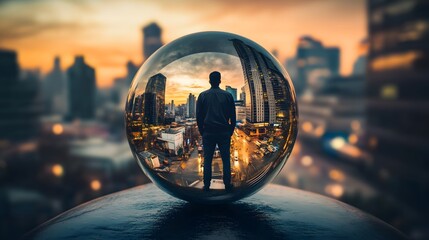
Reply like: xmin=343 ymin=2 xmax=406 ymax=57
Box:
xmin=143 ymin=73 xmax=166 ymax=125
xmin=67 ymin=56 xmax=96 ymax=119
xmin=0 ymin=49 xmax=39 ymax=141
xmin=44 ymin=56 xmax=67 ymax=115
xmin=295 ymin=36 xmax=339 ymax=95
xmin=367 ymin=0 xmax=429 ymax=223
xmin=142 ymin=22 xmax=163 ymax=61
xmin=232 ymin=39 xmax=277 ymax=124
xmin=186 ymin=93 xmax=196 ymax=118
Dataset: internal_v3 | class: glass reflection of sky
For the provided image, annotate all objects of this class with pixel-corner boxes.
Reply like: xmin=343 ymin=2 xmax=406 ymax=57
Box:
xmin=159 ymin=52 xmax=243 ymax=104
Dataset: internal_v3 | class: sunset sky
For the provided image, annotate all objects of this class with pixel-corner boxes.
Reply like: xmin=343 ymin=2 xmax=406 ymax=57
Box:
xmin=0 ymin=0 xmax=366 ymax=89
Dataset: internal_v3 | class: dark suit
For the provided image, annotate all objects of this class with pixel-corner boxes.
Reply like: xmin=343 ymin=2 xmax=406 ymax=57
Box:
xmin=196 ymin=86 xmax=236 ymax=188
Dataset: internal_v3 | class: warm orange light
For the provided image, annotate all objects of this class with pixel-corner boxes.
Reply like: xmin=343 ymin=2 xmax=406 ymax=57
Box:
xmin=314 ymin=126 xmax=325 ymax=137
xmin=302 ymin=121 xmax=313 ymax=133
xmin=325 ymin=184 xmax=344 ymax=198
xmin=52 ymin=124 xmax=64 ymax=135
xmin=371 ymin=51 xmax=420 ymax=71
xmin=91 ymin=180 xmax=102 ymax=191
xmin=348 ymin=134 xmax=358 ymax=145
xmin=301 ymin=155 xmax=313 ymax=167
xmin=329 ymin=169 xmax=345 ymax=182
xmin=52 ymin=164 xmax=64 ymax=177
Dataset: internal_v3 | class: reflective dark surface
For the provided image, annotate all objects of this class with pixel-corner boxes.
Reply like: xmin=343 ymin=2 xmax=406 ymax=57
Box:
xmin=125 ymin=32 xmax=298 ymax=203
xmin=28 ymin=184 xmax=406 ymax=240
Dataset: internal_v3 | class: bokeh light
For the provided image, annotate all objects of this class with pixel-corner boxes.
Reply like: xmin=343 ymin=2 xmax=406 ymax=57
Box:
xmin=51 ymin=164 xmax=64 ymax=177
xmin=90 ymin=180 xmax=102 ymax=191
xmin=52 ymin=124 xmax=64 ymax=135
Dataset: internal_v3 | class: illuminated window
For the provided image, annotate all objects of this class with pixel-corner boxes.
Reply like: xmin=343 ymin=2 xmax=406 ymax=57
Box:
xmin=371 ymin=51 xmax=421 ymax=71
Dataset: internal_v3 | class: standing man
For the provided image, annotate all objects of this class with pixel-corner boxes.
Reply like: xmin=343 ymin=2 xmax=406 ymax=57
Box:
xmin=197 ymin=71 xmax=236 ymax=191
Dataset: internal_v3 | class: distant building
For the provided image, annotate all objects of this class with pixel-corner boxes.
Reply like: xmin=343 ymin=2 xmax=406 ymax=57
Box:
xmin=295 ymin=36 xmax=340 ymax=95
xmin=186 ymin=93 xmax=196 ymax=118
xmin=143 ymin=73 xmax=166 ymax=125
xmin=367 ymin=0 xmax=429 ymax=221
xmin=299 ymin=75 xmax=365 ymax=140
xmin=170 ymin=100 xmax=175 ymax=115
xmin=126 ymin=60 xmax=139 ymax=85
xmin=44 ymin=57 xmax=67 ymax=115
xmin=158 ymin=128 xmax=184 ymax=155
xmin=142 ymin=22 xmax=163 ymax=61
xmin=239 ymin=85 xmax=246 ymax=103
xmin=67 ymin=56 xmax=96 ymax=119
xmin=0 ymin=49 xmax=39 ymax=141
xmin=235 ymin=101 xmax=246 ymax=122
xmin=225 ymin=85 xmax=237 ymax=101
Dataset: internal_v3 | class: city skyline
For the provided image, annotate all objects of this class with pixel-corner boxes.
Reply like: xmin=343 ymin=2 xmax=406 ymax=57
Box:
xmin=0 ymin=0 xmax=366 ymax=88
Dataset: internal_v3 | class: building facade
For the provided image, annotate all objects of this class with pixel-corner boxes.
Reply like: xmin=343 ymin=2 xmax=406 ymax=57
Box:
xmin=143 ymin=73 xmax=166 ymax=125
xmin=67 ymin=56 xmax=96 ymax=119
xmin=367 ymin=0 xmax=429 ymax=221
xmin=142 ymin=22 xmax=163 ymax=61
xmin=225 ymin=85 xmax=238 ymax=101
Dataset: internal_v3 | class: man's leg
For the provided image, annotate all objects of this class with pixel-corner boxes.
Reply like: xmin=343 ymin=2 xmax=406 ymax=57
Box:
xmin=217 ymin=133 xmax=232 ymax=188
xmin=202 ymin=134 xmax=216 ymax=188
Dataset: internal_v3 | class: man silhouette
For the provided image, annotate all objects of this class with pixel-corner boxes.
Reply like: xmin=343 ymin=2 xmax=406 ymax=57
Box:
xmin=197 ymin=71 xmax=236 ymax=191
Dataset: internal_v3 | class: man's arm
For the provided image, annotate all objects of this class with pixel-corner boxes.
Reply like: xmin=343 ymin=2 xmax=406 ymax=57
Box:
xmin=196 ymin=94 xmax=204 ymax=136
xmin=229 ymin=95 xmax=236 ymax=136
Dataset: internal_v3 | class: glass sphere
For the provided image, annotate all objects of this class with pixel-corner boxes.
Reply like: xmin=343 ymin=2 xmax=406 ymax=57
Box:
xmin=125 ymin=31 xmax=298 ymax=203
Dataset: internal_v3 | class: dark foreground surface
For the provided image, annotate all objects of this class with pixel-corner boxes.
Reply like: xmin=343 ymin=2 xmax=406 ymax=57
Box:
xmin=27 ymin=184 xmax=406 ymax=240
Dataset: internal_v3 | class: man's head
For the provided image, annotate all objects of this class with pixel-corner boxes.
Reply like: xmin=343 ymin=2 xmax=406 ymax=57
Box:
xmin=209 ymin=71 xmax=221 ymax=87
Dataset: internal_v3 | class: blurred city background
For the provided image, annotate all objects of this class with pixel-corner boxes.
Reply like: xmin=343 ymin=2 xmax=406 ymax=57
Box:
xmin=0 ymin=0 xmax=428 ymax=239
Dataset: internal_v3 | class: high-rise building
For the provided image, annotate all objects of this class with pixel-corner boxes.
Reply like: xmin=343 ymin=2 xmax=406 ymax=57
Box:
xmin=295 ymin=36 xmax=340 ymax=95
xmin=126 ymin=60 xmax=139 ymax=85
xmin=142 ymin=22 xmax=163 ymax=61
xmin=232 ymin=39 xmax=290 ymax=124
xmin=186 ymin=93 xmax=196 ymax=118
xmin=44 ymin=56 xmax=67 ymax=115
xmin=0 ymin=49 xmax=39 ymax=141
xmin=143 ymin=73 xmax=166 ymax=125
xmin=240 ymin=85 xmax=246 ymax=104
xmin=367 ymin=0 xmax=429 ymax=220
xmin=67 ymin=56 xmax=96 ymax=119
xmin=225 ymin=85 xmax=238 ymax=101
xmin=170 ymin=100 xmax=175 ymax=115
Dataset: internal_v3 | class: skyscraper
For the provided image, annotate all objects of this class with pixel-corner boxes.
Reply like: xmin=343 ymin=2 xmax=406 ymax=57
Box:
xmin=67 ymin=56 xmax=96 ymax=119
xmin=0 ymin=49 xmax=39 ymax=141
xmin=295 ymin=36 xmax=340 ymax=95
xmin=225 ymin=85 xmax=238 ymax=101
xmin=232 ymin=39 xmax=290 ymax=124
xmin=170 ymin=100 xmax=175 ymax=115
xmin=367 ymin=0 xmax=429 ymax=222
xmin=240 ymin=85 xmax=246 ymax=104
xmin=143 ymin=73 xmax=166 ymax=125
xmin=186 ymin=93 xmax=196 ymax=118
xmin=44 ymin=56 xmax=67 ymax=115
xmin=142 ymin=22 xmax=163 ymax=61
xmin=126 ymin=60 xmax=139 ymax=85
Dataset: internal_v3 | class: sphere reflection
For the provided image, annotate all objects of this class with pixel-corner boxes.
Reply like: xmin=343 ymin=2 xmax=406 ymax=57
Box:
xmin=125 ymin=31 xmax=298 ymax=203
